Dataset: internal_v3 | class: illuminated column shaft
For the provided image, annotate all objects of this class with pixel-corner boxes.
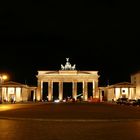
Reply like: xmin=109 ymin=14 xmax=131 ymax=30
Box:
xmin=14 ymin=87 xmax=16 ymax=101
xmin=99 ymin=89 xmax=102 ymax=102
xmin=114 ymin=88 xmax=116 ymax=99
xmin=21 ymin=88 xmax=23 ymax=102
xmin=73 ymin=82 xmax=77 ymax=100
xmin=48 ymin=81 xmax=53 ymax=101
xmin=120 ymin=88 xmax=122 ymax=98
xmin=37 ymin=80 xmax=43 ymax=101
xmin=94 ymin=81 xmax=99 ymax=98
xmin=41 ymin=82 xmax=43 ymax=100
xmin=59 ymin=82 xmax=63 ymax=101
xmin=0 ymin=87 xmax=3 ymax=102
xmin=83 ymin=81 xmax=88 ymax=101
xmin=6 ymin=88 xmax=8 ymax=101
xmin=37 ymin=81 xmax=41 ymax=101
xmin=33 ymin=89 xmax=36 ymax=101
xmin=128 ymin=88 xmax=130 ymax=99
xmin=92 ymin=81 xmax=95 ymax=98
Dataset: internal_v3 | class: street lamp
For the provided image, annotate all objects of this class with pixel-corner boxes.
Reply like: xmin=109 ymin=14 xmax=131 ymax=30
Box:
xmin=0 ymin=74 xmax=8 ymax=83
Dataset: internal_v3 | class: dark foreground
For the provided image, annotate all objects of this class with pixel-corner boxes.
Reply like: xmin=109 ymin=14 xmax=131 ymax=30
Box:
xmin=1 ymin=102 xmax=140 ymax=140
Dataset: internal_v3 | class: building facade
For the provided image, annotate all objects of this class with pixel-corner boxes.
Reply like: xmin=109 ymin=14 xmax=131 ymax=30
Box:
xmin=105 ymin=82 xmax=136 ymax=101
xmin=0 ymin=81 xmax=37 ymax=102
xmin=131 ymin=71 xmax=140 ymax=99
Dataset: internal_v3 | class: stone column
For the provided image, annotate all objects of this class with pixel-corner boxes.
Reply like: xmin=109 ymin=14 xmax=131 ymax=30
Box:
xmin=99 ymin=88 xmax=103 ymax=102
xmin=14 ymin=87 xmax=16 ymax=102
xmin=120 ymin=88 xmax=122 ymax=98
xmin=37 ymin=80 xmax=43 ymax=101
xmin=72 ymin=82 xmax=77 ymax=100
xmin=128 ymin=88 xmax=130 ymax=99
xmin=20 ymin=88 xmax=23 ymax=102
xmin=6 ymin=87 xmax=8 ymax=101
xmin=59 ymin=82 xmax=63 ymax=101
xmin=83 ymin=81 xmax=88 ymax=101
xmin=92 ymin=80 xmax=95 ymax=98
xmin=94 ymin=81 xmax=99 ymax=98
xmin=37 ymin=81 xmax=41 ymax=101
xmin=0 ymin=87 xmax=2 ymax=102
xmin=48 ymin=81 xmax=53 ymax=101
xmin=114 ymin=88 xmax=116 ymax=99
xmin=33 ymin=89 xmax=36 ymax=101
xmin=41 ymin=81 xmax=43 ymax=101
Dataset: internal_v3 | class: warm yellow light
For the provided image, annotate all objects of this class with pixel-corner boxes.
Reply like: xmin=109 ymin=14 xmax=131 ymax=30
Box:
xmin=0 ymin=105 xmax=13 ymax=111
xmin=2 ymin=75 xmax=8 ymax=80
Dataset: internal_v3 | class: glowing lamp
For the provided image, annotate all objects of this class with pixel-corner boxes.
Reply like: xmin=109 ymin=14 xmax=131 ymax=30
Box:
xmin=2 ymin=75 xmax=8 ymax=80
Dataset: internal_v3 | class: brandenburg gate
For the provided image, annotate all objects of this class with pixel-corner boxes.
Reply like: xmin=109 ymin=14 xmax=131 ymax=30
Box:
xmin=36 ymin=58 xmax=99 ymax=101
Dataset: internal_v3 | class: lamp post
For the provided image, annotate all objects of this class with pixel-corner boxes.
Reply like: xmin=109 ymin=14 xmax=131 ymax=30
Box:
xmin=0 ymin=74 xmax=8 ymax=104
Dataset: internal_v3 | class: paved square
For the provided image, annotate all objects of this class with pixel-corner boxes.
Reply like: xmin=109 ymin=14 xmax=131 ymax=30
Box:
xmin=0 ymin=102 xmax=140 ymax=140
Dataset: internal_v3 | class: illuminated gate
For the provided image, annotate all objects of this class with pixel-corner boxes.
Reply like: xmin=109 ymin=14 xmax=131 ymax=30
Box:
xmin=36 ymin=58 xmax=99 ymax=101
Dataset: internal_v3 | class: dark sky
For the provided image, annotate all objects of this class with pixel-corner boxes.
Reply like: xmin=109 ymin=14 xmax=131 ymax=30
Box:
xmin=0 ymin=1 xmax=140 ymax=86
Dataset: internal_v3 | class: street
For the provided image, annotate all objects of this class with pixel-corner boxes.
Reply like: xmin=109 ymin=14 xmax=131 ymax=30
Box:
xmin=0 ymin=102 xmax=140 ymax=140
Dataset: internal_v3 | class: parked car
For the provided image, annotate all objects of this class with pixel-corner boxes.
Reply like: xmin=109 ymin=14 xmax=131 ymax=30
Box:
xmin=133 ymin=99 xmax=140 ymax=106
xmin=126 ymin=99 xmax=136 ymax=105
xmin=116 ymin=98 xmax=128 ymax=105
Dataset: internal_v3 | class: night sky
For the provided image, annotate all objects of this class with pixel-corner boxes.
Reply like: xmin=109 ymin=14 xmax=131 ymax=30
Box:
xmin=0 ymin=1 xmax=140 ymax=86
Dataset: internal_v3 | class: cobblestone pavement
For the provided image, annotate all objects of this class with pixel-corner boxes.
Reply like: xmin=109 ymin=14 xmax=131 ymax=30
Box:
xmin=0 ymin=102 xmax=140 ymax=140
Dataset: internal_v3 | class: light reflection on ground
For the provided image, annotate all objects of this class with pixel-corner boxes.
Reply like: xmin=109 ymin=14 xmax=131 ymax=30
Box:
xmin=0 ymin=105 xmax=13 ymax=111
